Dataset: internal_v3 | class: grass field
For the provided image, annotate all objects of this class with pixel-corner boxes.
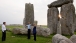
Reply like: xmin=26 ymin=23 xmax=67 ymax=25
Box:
xmin=0 ymin=25 xmax=75 ymax=43
xmin=0 ymin=31 xmax=53 ymax=43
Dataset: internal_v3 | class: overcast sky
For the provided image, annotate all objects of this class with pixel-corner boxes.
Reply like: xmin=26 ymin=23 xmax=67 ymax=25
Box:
xmin=0 ymin=0 xmax=76 ymax=25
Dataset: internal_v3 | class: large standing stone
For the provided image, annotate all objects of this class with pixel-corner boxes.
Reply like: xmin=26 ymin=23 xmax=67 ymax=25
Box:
xmin=47 ymin=7 xmax=59 ymax=34
xmin=60 ymin=3 xmax=75 ymax=35
xmin=23 ymin=18 xmax=26 ymax=28
xmin=48 ymin=0 xmax=73 ymax=8
xmin=74 ymin=15 xmax=76 ymax=32
xmin=52 ymin=34 xmax=73 ymax=43
xmin=70 ymin=35 xmax=76 ymax=43
xmin=23 ymin=3 xmax=34 ymax=27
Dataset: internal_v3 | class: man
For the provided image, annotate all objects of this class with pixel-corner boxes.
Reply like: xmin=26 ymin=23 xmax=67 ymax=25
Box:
xmin=26 ymin=22 xmax=31 ymax=39
xmin=1 ymin=22 xmax=6 ymax=41
xmin=33 ymin=24 xmax=36 ymax=41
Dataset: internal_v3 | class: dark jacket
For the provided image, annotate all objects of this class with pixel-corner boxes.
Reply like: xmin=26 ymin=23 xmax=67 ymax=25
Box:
xmin=33 ymin=26 xmax=36 ymax=34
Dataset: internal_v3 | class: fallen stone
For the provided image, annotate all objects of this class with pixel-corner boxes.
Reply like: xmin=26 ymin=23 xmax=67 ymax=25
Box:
xmin=6 ymin=28 xmax=11 ymax=32
xmin=52 ymin=34 xmax=73 ymax=43
xmin=12 ymin=27 xmax=51 ymax=37
xmin=70 ymin=35 xmax=76 ymax=43
xmin=12 ymin=28 xmax=21 ymax=34
xmin=20 ymin=29 xmax=28 ymax=34
xmin=59 ymin=40 xmax=69 ymax=43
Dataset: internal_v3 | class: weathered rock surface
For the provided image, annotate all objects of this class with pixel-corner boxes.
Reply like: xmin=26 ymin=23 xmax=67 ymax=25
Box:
xmin=59 ymin=40 xmax=70 ymax=43
xmin=52 ymin=34 xmax=73 ymax=43
xmin=6 ymin=28 xmax=11 ymax=32
xmin=70 ymin=35 xmax=76 ymax=43
xmin=47 ymin=7 xmax=59 ymax=34
xmin=12 ymin=27 xmax=51 ymax=37
xmin=41 ymin=28 xmax=51 ymax=37
xmin=74 ymin=15 xmax=76 ymax=32
xmin=48 ymin=0 xmax=73 ymax=8
xmin=20 ymin=29 xmax=28 ymax=34
xmin=34 ymin=21 xmax=38 ymax=26
xmin=23 ymin=18 xmax=26 ymax=28
xmin=57 ymin=21 xmax=61 ymax=34
xmin=12 ymin=28 xmax=21 ymax=34
xmin=31 ymin=27 xmax=51 ymax=37
xmin=60 ymin=3 xmax=75 ymax=35
xmin=23 ymin=3 xmax=34 ymax=26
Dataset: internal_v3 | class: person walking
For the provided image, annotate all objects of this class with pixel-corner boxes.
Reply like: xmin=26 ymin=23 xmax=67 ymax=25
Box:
xmin=33 ymin=24 xmax=36 ymax=41
xmin=1 ymin=22 xmax=6 ymax=41
xmin=26 ymin=22 xmax=31 ymax=39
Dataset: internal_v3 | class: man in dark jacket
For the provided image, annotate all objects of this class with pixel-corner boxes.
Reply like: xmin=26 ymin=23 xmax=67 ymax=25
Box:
xmin=33 ymin=24 xmax=36 ymax=41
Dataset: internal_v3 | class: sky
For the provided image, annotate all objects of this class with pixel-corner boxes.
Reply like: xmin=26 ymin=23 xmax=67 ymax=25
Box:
xmin=0 ymin=0 xmax=76 ymax=25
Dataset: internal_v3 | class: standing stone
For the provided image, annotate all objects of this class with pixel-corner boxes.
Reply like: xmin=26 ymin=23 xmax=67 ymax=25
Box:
xmin=74 ymin=14 xmax=76 ymax=32
xmin=57 ymin=21 xmax=61 ymax=34
xmin=23 ymin=3 xmax=34 ymax=27
xmin=60 ymin=3 xmax=75 ymax=35
xmin=71 ymin=23 xmax=75 ymax=33
xmin=34 ymin=21 xmax=38 ymax=26
xmin=23 ymin=18 xmax=25 ymax=28
xmin=47 ymin=7 xmax=59 ymax=34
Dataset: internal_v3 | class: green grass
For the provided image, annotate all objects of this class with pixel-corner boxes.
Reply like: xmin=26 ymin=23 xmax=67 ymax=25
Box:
xmin=0 ymin=25 xmax=23 ymax=30
xmin=38 ymin=25 xmax=47 ymax=28
xmin=0 ymin=25 xmax=53 ymax=43
xmin=0 ymin=25 xmax=76 ymax=43
xmin=0 ymin=31 xmax=53 ymax=43
xmin=6 ymin=25 xmax=23 ymax=30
